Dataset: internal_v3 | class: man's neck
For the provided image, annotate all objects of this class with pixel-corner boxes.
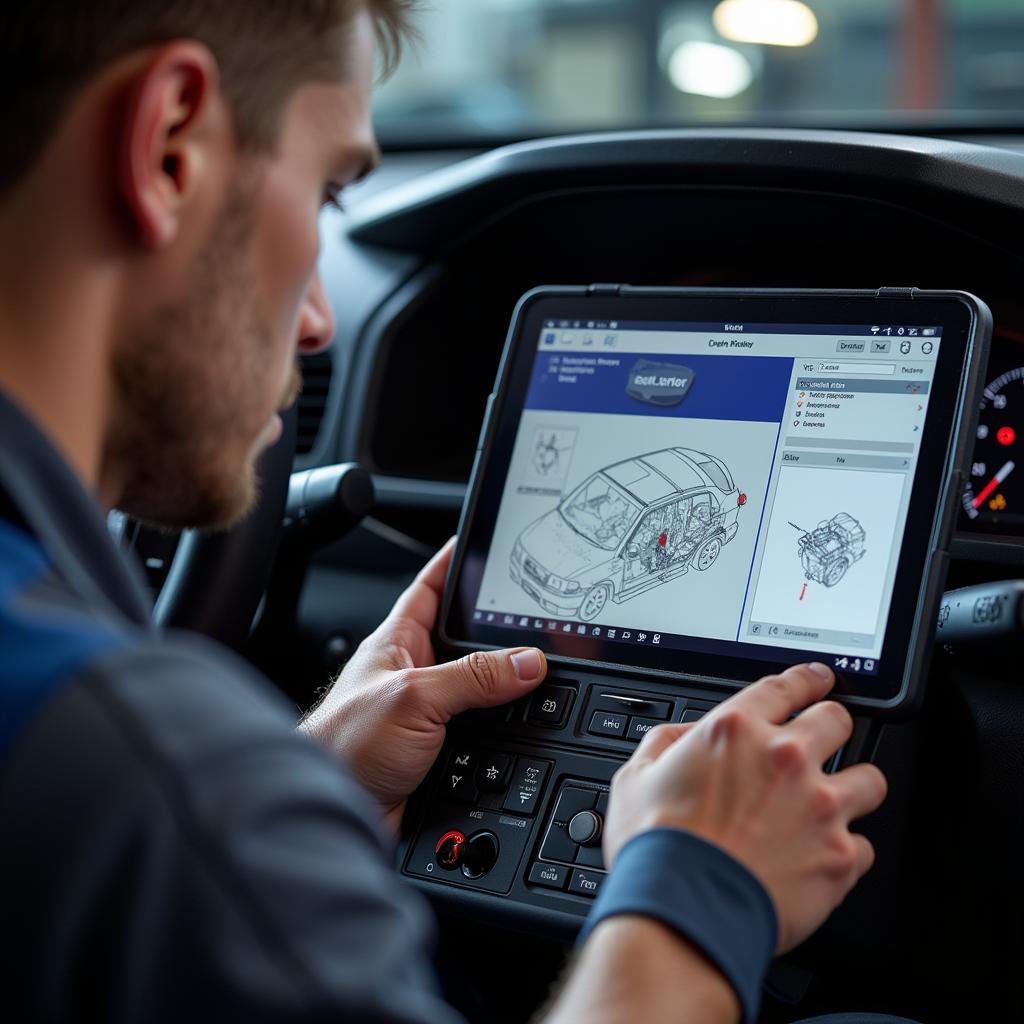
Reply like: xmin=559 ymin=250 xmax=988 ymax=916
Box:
xmin=0 ymin=227 xmax=118 ymax=503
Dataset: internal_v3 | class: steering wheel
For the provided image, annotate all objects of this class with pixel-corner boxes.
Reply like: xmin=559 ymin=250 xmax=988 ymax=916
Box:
xmin=150 ymin=404 xmax=298 ymax=649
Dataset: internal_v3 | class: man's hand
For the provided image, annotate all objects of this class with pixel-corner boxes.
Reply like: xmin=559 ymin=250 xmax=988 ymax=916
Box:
xmin=299 ymin=540 xmax=547 ymax=832
xmin=603 ymin=662 xmax=887 ymax=954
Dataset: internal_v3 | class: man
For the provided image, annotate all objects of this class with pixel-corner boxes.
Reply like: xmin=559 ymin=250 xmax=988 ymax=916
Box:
xmin=0 ymin=3 xmax=888 ymax=1022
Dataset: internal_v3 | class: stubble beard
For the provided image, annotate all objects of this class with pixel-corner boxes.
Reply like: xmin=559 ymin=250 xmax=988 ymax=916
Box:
xmin=107 ymin=180 xmax=290 ymax=532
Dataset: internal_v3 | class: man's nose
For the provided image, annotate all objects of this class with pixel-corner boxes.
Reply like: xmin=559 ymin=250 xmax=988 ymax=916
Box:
xmin=296 ymin=271 xmax=335 ymax=354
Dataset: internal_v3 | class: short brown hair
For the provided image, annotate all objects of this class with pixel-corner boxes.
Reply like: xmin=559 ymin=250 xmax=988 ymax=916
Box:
xmin=0 ymin=1 xmax=416 ymax=197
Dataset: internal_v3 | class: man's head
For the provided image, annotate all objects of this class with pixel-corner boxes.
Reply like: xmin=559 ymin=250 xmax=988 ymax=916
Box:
xmin=0 ymin=2 xmax=413 ymax=528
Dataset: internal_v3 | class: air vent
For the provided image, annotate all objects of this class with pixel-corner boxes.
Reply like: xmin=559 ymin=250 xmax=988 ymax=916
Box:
xmin=296 ymin=351 xmax=332 ymax=454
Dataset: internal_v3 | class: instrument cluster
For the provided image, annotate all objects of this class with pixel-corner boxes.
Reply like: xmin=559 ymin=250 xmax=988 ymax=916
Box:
xmin=959 ymin=325 xmax=1024 ymax=536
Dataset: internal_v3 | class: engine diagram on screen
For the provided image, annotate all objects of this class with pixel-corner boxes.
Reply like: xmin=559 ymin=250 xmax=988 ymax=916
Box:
xmin=509 ymin=447 xmax=747 ymax=621
xmin=789 ymin=513 xmax=866 ymax=588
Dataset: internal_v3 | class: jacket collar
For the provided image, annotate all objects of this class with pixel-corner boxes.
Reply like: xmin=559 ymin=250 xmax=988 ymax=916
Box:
xmin=0 ymin=390 xmax=153 ymax=626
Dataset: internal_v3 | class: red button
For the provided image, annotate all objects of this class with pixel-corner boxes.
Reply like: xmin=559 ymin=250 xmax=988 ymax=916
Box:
xmin=434 ymin=830 xmax=466 ymax=869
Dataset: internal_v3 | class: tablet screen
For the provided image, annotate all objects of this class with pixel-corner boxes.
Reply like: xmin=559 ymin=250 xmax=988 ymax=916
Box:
xmin=445 ymin=290 xmax=982 ymax=708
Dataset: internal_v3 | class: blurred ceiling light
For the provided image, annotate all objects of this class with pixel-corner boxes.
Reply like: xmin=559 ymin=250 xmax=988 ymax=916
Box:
xmin=668 ymin=40 xmax=753 ymax=98
xmin=713 ymin=0 xmax=818 ymax=47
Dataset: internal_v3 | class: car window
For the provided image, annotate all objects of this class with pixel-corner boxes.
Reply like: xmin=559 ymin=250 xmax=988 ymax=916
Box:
xmin=375 ymin=0 xmax=1024 ymax=145
xmin=560 ymin=475 xmax=638 ymax=550
xmin=697 ymin=457 xmax=733 ymax=492
xmin=691 ymin=491 xmax=713 ymax=525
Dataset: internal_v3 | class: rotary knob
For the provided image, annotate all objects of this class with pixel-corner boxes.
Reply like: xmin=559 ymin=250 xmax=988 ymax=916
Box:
xmin=460 ymin=831 xmax=499 ymax=879
xmin=434 ymin=830 xmax=466 ymax=870
xmin=567 ymin=809 xmax=602 ymax=847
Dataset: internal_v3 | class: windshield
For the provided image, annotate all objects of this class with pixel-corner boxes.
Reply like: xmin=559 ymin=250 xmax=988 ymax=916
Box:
xmin=375 ymin=1 xmax=1024 ymax=144
xmin=560 ymin=474 xmax=639 ymax=550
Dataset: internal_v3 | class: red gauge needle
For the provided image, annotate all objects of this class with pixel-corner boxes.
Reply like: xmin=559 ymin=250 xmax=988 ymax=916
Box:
xmin=973 ymin=460 xmax=1016 ymax=509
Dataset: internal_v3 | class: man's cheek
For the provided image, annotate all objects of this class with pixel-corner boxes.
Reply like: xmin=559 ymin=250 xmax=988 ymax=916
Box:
xmin=253 ymin=180 xmax=320 ymax=341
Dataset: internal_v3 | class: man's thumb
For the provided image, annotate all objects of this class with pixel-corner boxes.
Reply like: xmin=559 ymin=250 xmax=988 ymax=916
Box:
xmin=417 ymin=647 xmax=547 ymax=720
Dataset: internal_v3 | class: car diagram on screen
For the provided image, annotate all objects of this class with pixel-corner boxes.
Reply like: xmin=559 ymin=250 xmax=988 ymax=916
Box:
xmin=789 ymin=513 xmax=866 ymax=588
xmin=509 ymin=447 xmax=747 ymax=621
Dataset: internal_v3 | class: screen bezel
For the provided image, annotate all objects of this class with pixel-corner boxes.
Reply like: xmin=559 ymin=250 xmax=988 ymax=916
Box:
xmin=440 ymin=287 xmax=986 ymax=715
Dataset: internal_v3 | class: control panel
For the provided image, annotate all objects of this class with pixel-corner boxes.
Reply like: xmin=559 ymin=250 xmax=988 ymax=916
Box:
xmin=401 ymin=668 xmax=718 ymax=929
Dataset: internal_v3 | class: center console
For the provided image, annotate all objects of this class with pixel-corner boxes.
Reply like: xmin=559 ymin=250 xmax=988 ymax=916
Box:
xmin=401 ymin=672 xmax=876 ymax=935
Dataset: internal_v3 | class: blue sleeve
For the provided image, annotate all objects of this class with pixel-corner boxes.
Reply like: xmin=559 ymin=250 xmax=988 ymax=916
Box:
xmin=577 ymin=828 xmax=778 ymax=1024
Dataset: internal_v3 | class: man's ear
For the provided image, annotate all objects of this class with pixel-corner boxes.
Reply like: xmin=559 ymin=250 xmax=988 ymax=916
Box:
xmin=116 ymin=41 xmax=222 ymax=248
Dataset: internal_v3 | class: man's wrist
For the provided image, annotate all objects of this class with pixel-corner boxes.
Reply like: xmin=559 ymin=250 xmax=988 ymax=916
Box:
xmin=589 ymin=916 xmax=741 ymax=1020
xmin=544 ymin=915 xmax=739 ymax=1024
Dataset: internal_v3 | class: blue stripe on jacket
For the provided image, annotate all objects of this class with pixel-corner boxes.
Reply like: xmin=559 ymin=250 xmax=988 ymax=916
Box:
xmin=0 ymin=519 xmax=125 ymax=759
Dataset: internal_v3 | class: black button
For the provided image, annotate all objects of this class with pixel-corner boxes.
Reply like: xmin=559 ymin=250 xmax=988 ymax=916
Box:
xmin=595 ymin=790 xmax=609 ymax=817
xmin=588 ymin=710 xmax=627 ymax=738
xmin=449 ymin=749 xmax=475 ymax=772
xmin=595 ymin=694 xmax=673 ymax=719
xmin=501 ymin=757 xmax=549 ymax=815
xmin=475 ymin=752 xmax=513 ymax=791
xmin=528 ymin=861 xmax=569 ymax=890
xmin=680 ymin=708 xmax=706 ymax=724
xmin=567 ymin=810 xmax=602 ymax=846
xmin=527 ymin=685 xmax=575 ymax=727
xmin=540 ymin=819 xmax=578 ymax=863
xmin=575 ymin=844 xmax=606 ymax=870
xmin=443 ymin=751 xmax=479 ymax=803
xmin=552 ymin=786 xmax=596 ymax=823
xmin=569 ymin=869 xmax=605 ymax=898
xmin=461 ymin=831 xmax=499 ymax=879
xmin=626 ymin=716 xmax=665 ymax=742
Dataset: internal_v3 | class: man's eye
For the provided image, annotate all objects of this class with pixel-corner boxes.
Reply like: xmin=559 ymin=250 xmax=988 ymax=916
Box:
xmin=322 ymin=184 xmax=346 ymax=212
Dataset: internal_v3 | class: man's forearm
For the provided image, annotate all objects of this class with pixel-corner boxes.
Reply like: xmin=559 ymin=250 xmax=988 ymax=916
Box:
xmin=540 ymin=916 xmax=740 ymax=1024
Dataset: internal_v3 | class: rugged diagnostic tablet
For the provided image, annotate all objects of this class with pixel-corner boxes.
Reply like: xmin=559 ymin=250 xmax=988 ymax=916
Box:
xmin=441 ymin=286 xmax=990 ymax=715
xmin=401 ymin=286 xmax=988 ymax=928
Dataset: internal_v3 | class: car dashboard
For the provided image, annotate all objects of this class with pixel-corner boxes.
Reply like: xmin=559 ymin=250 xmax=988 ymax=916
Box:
xmin=287 ymin=128 xmax=1024 ymax=1022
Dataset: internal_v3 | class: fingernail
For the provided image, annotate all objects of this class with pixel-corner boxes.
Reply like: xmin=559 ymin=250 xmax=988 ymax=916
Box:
xmin=806 ymin=661 xmax=833 ymax=680
xmin=511 ymin=649 xmax=542 ymax=681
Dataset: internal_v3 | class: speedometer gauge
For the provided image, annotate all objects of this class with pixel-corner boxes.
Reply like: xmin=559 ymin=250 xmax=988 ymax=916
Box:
xmin=962 ymin=367 xmax=1024 ymax=529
